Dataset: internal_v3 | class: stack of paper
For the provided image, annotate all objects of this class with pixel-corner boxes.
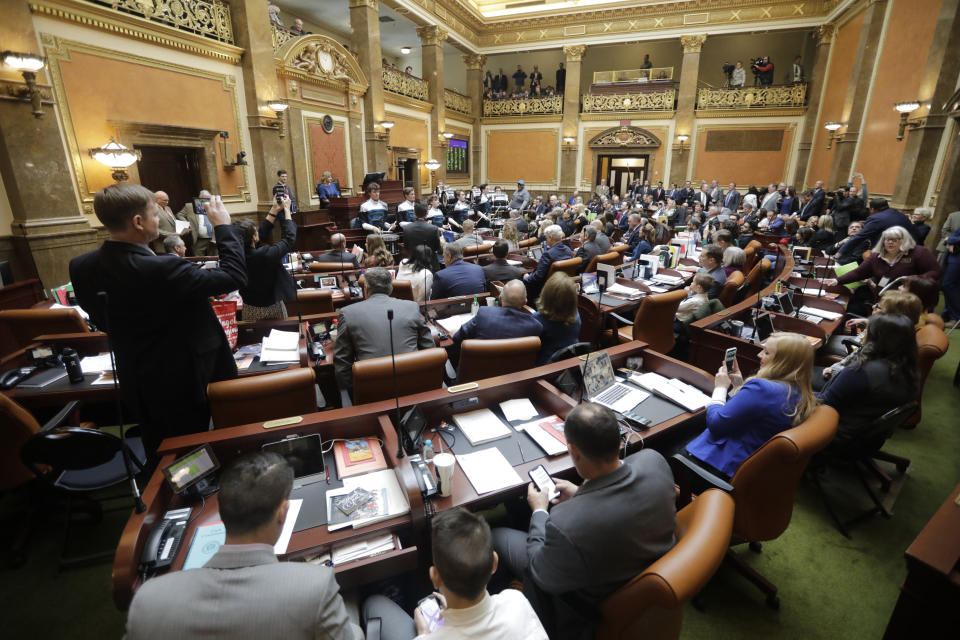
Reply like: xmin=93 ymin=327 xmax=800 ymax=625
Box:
xmin=436 ymin=313 xmax=474 ymax=335
xmin=629 ymin=372 xmax=711 ymax=412
xmin=456 ymin=447 xmax=523 ymax=495
xmin=605 ymin=283 xmax=644 ymax=298
xmin=326 ymin=469 xmax=410 ymax=532
xmin=260 ymin=329 xmax=300 ymax=363
xmin=651 ymin=274 xmax=685 ymax=286
xmin=452 ymin=408 xmax=512 ymax=446
xmin=500 ymin=398 xmax=538 ymax=422
xmin=331 ymin=533 xmax=396 ymax=565
xmin=515 ymin=415 xmax=567 ymax=456
xmin=798 ymin=305 xmax=842 ymax=321
xmin=79 ymin=353 xmax=113 ymax=374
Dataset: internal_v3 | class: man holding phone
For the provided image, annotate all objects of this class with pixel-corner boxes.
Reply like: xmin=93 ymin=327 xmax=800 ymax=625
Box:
xmin=363 ymin=508 xmax=546 ymax=639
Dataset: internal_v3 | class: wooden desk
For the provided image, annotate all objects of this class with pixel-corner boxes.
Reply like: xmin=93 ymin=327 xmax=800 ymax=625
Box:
xmin=112 ymin=340 xmax=713 ymax=610
xmin=884 ymin=482 xmax=960 ymax=638
xmin=0 ymin=278 xmax=46 ymax=310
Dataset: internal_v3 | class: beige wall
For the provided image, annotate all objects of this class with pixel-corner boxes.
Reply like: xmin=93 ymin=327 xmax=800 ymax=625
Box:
xmin=443 ymin=43 xmax=467 ymax=94
xmin=483 ymin=49 xmax=565 ymax=91
xmin=486 ymin=129 xmax=559 ymax=185
xmin=579 ymin=41 xmax=683 ymax=94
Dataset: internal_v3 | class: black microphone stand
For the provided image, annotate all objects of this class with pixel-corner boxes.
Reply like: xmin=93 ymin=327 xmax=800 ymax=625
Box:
xmin=387 ymin=309 xmax=404 ymax=459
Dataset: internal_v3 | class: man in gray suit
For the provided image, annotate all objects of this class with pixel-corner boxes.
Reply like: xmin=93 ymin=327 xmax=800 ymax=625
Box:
xmin=125 ymin=451 xmax=363 ymax=639
xmin=723 ymin=182 xmax=741 ymax=212
xmin=574 ymin=225 xmax=605 ymax=273
xmin=492 ymin=403 xmax=676 ymax=639
xmin=334 ymin=267 xmax=433 ymax=392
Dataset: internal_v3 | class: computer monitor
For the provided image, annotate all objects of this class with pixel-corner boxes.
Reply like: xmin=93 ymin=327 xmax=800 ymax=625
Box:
xmin=362 ymin=172 xmax=386 ymax=190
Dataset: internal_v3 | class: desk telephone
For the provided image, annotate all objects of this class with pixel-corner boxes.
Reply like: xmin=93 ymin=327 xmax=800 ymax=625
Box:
xmin=140 ymin=507 xmax=192 ymax=572
xmin=0 ymin=366 xmax=36 ymax=390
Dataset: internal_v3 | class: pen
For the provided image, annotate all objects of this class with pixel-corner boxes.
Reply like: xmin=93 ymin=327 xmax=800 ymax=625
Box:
xmin=325 ymin=466 xmax=330 ymax=485
xmin=517 ymin=438 xmax=524 ymax=464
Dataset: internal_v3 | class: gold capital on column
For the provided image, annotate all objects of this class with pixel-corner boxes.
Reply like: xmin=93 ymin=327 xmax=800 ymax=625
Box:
xmin=349 ymin=0 xmax=378 ymax=9
xmin=416 ymin=25 xmax=448 ymax=46
xmin=562 ymin=44 xmax=586 ymax=61
xmin=463 ymin=53 xmax=487 ymax=70
xmin=815 ymin=24 xmax=835 ymax=45
xmin=680 ymin=34 xmax=707 ymax=53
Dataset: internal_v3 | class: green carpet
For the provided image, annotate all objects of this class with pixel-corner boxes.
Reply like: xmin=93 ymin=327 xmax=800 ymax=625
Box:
xmin=2 ymin=329 xmax=957 ymax=639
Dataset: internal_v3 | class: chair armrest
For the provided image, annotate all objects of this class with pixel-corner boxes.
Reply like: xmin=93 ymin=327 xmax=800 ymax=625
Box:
xmin=670 ymin=453 xmax=734 ymax=508
xmin=841 ymin=338 xmax=861 ymax=354
xmin=365 ymin=617 xmax=381 ymax=640
xmin=40 ymin=400 xmax=81 ymax=432
xmin=608 ymin=312 xmax=634 ymax=326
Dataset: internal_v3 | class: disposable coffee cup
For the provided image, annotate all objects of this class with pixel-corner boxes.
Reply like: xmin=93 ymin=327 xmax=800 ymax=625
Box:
xmin=433 ymin=453 xmax=456 ymax=497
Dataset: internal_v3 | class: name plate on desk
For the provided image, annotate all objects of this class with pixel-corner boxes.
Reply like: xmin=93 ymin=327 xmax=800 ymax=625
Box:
xmin=447 ymin=382 xmax=479 ymax=393
xmin=263 ymin=416 xmax=304 ymax=429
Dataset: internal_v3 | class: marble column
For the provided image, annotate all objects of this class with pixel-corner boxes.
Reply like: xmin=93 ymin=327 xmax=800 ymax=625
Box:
xmin=230 ymin=0 xmax=292 ymax=207
xmin=419 ymin=25 xmax=448 ymax=184
xmin=463 ymin=54 xmax=486 ymax=187
xmin=793 ymin=25 xmax=834 ymax=188
xmin=929 ymin=119 xmax=960 ymax=249
xmin=0 ymin=0 xmax=96 ymax=287
xmin=350 ymin=0 xmax=388 ymax=178
xmin=827 ymin=0 xmax=889 ymax=189
xmin=670 ymin=34 xmax=707 ymax=185
xmin=891 ymin=0 xmax=960 ymax=225
xmin=560 ymin=45 xmax=586 ymax=197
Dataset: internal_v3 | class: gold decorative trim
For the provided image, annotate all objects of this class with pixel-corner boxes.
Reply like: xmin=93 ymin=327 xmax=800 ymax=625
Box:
xmin=30 ymin=0 xmax=243 ymax=64
xmin=0 ymin=79 xmax=55 ymax=105
xmin=483 ymin=95 xmax=562 ymax=117
xmin=383 ymin=66 xmax=429 ymax=102
xmin=588 ymin=126 xmax=662 ymax=149
xmin=562 ymin=44 xmax=587 ymax=61
xmin=480 ymin=115 xmax=563 ymax=125
xmin=416 ymin=24 xmax=448 ymax=47
xmin=444 ymin=89 xmax=472 ymax=116
xmin=41 ymin=34 xmax=250 ymax=205
xmin=385 ymin=93 xmax=434 ymax=113
xmin=277 ymin=35 xmax=369 ymax=96
xmin=696 ymin=108 xmax=808 ymax=118
xmin=580 ymin=111 xmax=675 ymax=121
xmin=462 ymin=53 xmax=486 ymax=70
xmin=680 ymin=34 xmax=707 ymax=53
xmin=272 ymin=24 xmax=295 ymax=52
xmin=697 ymin=84 xmax=808 ymax=110
xmin=582 ymin=90 xmax=676 ymax=113
xmin=816 ymin=23 xmax=836 ymax=44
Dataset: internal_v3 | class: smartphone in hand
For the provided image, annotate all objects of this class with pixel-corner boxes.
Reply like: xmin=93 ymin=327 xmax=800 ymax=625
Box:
xmin=418 ymin=595 xmax=444 ymax=632
xmin=528 ymin=464 xmax=559 ymax=501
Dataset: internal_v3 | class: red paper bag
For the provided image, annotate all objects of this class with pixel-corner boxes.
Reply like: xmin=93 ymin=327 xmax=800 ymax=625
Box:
xmin=211 ymin=299 xmax=238 ymax=349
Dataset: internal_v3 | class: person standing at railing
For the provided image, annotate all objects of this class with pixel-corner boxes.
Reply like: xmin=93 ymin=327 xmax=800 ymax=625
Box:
xmin=530 ymin=65 xmax=543 ymax=93
xmin=640 ymin=54 xmax=653 ymax=70
xmin=556 ymin=62 xmax=566 ymax=93
xmin=756 ymin=57 xmax=774 ymax=86
xmin=512 ymin=65 xmax=527 ymax=91
xmin=731 ymin=61 xmax=746 ymax=87
xmin=791 ymin=55 xmax=804 ymax=83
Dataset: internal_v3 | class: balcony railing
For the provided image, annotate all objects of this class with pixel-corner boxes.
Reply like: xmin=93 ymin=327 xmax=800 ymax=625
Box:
xmin=383 ymin=67 xmax=429 ymax=102
xmin=483 ymin=95 xmax=563 ymax=117
xmin=444 ymin=89 xmax=472 ymax=116
xmin=581 ymin=89 xmax=675 ymax=113
xmin=696 ymin=84 xmax=808 ymax=110
xmin=272 ymin=24 xmax=295 ymax=52
xmin=85 ymin=0 xmax=234 ymax=43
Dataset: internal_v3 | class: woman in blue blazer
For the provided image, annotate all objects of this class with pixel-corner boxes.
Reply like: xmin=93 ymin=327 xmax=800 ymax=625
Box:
xmin=684 ymin=332 xmax=818 ymax=477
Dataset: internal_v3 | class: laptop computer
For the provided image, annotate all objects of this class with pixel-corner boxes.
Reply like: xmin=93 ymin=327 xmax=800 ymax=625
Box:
xmin=262 ymin=433 xmax=325 ymax=488
xmin=583 ymin=351 xmax=650 ymax=414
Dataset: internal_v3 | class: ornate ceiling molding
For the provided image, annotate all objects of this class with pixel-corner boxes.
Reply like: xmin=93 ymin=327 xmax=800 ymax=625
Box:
xmin=588 ymin=125 xmax=663 ymax=149
xmin=416 ymin=24 xmax=449 ymax=46
xmin=276 ymin=35 xmax=369 ymax=95
xmin=680 ymin=34 xmax=707 ymax=53
xmin=562 ymin=45 xmax=587 ymax=61
xmin=462 ymin=53 xmax=487 ymax=70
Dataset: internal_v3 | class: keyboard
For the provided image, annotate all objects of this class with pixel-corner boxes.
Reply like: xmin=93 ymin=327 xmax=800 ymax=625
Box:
xmin=797 ymin=313 xmax=823 ymax=324
xmin=595 ymin=384 xmax=631 ymax=405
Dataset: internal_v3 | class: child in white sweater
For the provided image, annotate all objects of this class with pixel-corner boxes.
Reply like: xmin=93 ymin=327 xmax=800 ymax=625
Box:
xmin=675 ymin=272 xmax=714 ymax=323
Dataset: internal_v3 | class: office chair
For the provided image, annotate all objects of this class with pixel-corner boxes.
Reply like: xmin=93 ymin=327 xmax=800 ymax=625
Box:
xmin=717 ymin=270 xmax=744 ymax=308
xmin=285 ymin=288 xmax=335 ymax=317
xmin=735 ymin=258 xmax=770 ymax=303
xmin=671 ymin=405 xmax=839 ymax=609
xmin=457 ymin=336 xmax=541 ymax=383
xmin=545 ymin=341 xmax=592 ymax=364
xmin=546 ymin=257 xmax=582 ymax=280
xmin=583 ymin=251 xmax=620 ymax=274
xmin=904 ymin=323 xmax=949 ymax=427
xmin=518 ymin=237 xmax=539 ymax=249
xmin=20 ymin=405 xmax=145 ymax=571
xmin=596 ymin=490 xmax=735 ymax=640
xmin=612 ymin=289 xmax=688 ymax=354
xmin=207 ymin=367 xmax=318 ymax=428
xmin=0 ymin=309 xmax=90 ymax=358
xmin=352 ymin=348 xmax=448 ymax=404
xmin=309 ymin=261 xmax=354 ymax=273
xmin=808 ymin=402 xmax=917 ymax=538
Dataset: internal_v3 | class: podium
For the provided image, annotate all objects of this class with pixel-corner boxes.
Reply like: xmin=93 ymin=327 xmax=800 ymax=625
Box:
xmin=295 ymin=180 xmax=404 ymax=251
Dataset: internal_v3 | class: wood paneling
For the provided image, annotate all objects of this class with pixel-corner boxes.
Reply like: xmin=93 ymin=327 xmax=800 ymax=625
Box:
xmin=694 ymin=126 xmax=793 ymax=186
xmin=487 ymin=130 xmax=558 ymax=184
xmin=309 ymin=123 xmax=347 ymax=186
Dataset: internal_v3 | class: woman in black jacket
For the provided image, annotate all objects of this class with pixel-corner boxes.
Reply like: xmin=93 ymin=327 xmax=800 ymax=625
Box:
xmin=235 ymin=195 xmax=297 ymax=320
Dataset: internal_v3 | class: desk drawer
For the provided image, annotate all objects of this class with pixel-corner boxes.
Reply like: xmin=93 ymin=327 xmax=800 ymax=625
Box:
xmin=335 ymin=543 xmax=418 ymax=589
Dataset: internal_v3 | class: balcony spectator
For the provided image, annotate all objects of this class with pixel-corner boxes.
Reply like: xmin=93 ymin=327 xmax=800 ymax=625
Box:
xmin=512 ymin=65 xmax=527 ymax=89
xmin=731 ymin=61 xmax=746 ymax=87
xmin=640 ymin=54 xmax=653 ymax=70
xmin=791 ymin=56 xmax=804 ymax=83
xmin=530 ymin=65 xmax=543 ymax=92
xmin=556 ymin=62 xmax=566 ymax=92
xmin=289 ymin=18 xmax=306 ymax=36
xmin=267 ymin=3 xmax=282 ymax=26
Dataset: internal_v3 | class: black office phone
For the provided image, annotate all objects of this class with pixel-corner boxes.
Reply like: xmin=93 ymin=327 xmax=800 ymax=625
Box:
xmin=139 ymin=507 xmax=192 ymax=572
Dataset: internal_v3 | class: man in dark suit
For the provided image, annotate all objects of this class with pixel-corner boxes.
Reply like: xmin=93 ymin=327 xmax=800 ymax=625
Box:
xmin=723 ymin=182 xmax=741 ymax=212
xmin=318 ymin=233 xmax=360 ymax=269
xmin=451 ymin=280 xmax=542 ymax=365
xmin=622 ymin=213 xmax=643 ymax=252
xmin=678 ymin=180 xmax=695 ymax=206
xmin=649 ymin=182 xmax=666 ymax=204
xmin=555 ymin=62 xmax=566 ymax=92
xmin=809 ymin=180 xmax=826 ymax=217
xmin=523 ymin=224 xmax=573 ymax=300
xmin=274 ymin=169 xmax=297 ymax=214
xmin=836 ymin=199 xmax=917 ymax=260
xmin=695 ymin=183 xmax=713 ymax=209
xmin=432 ymin=243 xmax=487 ymax=299
xmin=333 ymin=268 xmax=433 ymax=392
xmin=126 ymin=452 xmax=363 ymax=640
xmin=797 ymin=190 xmax=819 ymax=221
xmin=70 ymin=184 xmax=246 ymax=455
xmin=492 ymin=403 xmax=676 ymax=639
xmin=668 ymin=183 xmax=682 ymax=204
xmin=575 ymin=225 xmax=605 ymax=272
xmin=402 ymin=201 xmax=441 ymax=269
xmin=483 ymin=240 xmax=525 ymax=285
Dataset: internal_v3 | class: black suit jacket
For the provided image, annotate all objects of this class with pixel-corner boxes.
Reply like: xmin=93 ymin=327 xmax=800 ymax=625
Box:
xmin=483 ymin=260 xmax=524 ymax=285
xmin=240 ymin=217 xmax=297 ymax=307
xmin=69 ymin=226 xmax=247 ymax=451
xmin=403 ymin=220 xmax=442 ymax=268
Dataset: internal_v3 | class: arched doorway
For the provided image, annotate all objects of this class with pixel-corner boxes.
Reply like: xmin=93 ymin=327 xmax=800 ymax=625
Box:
xmin=588 ymin=126 xmax=662 ymax=198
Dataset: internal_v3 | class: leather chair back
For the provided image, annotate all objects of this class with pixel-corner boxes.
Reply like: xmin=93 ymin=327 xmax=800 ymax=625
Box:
xmin=357 ymin=276 xmax=415 ymax=302
xmin=518 ymin=237 xmax=539 ymax=248
xmin=546 ymin=257 xmax=582 ymax=280
xmin=285 ymin=289 xmax=334 ymax=317
xmin=584 ymin=251 xmax=620 ymax=274
xmin=738 ymin=259 xmax=770 ymax=301
xmin=463 ymin=243 xmax=494 ymax=257
xmin=458 ymin=336 xmax=541 ymax=383
xmin=0 ymin=309 xmax=89 ymax=358
xmin=309 ymin=261 xmax=352 ymax=273
xmin=717 ymin=270 xmax=744 ymax=308
xmin=729 ymin=405 xmax=838 ymax=542
xmin=352 ymin=348 xmax=448 ymax=404
xmin=0 ymin=394 xmax=41 ymax=489
xmin=743 ymin=240 xmax=762 ymax=272
xmin=629 ymin=289 xmax=689 ymax=353
xmin=907 ymin=323 xmax=949 ymax=425
xmin=596 ymin=490 xmax=735 ymax=640
xmin=207 ymin=367 xmax=318 ymax=429
xmin=924 ymin=314 xmax=944 ymax=331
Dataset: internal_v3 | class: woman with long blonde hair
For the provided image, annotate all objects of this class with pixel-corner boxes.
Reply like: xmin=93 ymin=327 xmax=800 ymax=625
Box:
xmin=501 ymin=220 xmax=520 ymax=251
xmin=683 ymin=332 xmax=818 ymax=478
xmin=363 ymin=234 xmax=394 ymax=268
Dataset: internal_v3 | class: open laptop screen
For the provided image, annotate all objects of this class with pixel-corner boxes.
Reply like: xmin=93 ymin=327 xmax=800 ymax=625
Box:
xmin=582 ymin=351 xmax=616 ymax=398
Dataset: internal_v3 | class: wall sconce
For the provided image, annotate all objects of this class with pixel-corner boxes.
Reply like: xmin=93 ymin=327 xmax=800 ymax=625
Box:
xmin=424 ymin=158 xmax=441 ymax=191
xmin=1 ymin=50 xmax=47 ymax=118
xmin=562 ymin=136 xmax=576 ymax=151
xmin=675 ymin=134 xmax=689 ymax=153
xmin=438 ymin=131 xmax=454 ymax=147
xmin=824 ymin=122 xmax=843 ymax=149
xmin=89 ymin=137 xmax=141 ymax=182
xmin=376 ymin=120 xmax=394 ymax=142
xmin=894 ymin=101 xmax=921 ymax=141
xmin=400 ymin=46 xmax=412 ymax=55
xmin=267 ymin=99 xmax=289 ymax=137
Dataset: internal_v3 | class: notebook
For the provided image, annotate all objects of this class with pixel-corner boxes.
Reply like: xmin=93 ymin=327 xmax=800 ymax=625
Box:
xmin=452 ymin=408 xmax=512 ymax=446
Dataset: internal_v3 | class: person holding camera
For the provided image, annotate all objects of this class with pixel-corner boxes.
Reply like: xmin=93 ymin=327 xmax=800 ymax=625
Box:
xmin=177 ymin=189 xmax=218 ymax=257
xmin=273 ymin=169 xmax=297 ymax=214
xmin=234 ymin=194 xmax=297 ymax=321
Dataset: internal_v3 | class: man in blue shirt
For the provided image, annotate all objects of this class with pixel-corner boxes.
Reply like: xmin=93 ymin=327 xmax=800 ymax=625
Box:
xmin=524 ymin=224 xmax=573 ymax=300
xmin=451 ymin=280 xmax=542 ymax=367
xmin=432 ymin=243 xmax=487 ymax=299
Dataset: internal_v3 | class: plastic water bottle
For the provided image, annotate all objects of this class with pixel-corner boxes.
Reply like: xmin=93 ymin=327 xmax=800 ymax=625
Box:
xmin=471 ymin=295 xmax=479 ymax=316
xmin=422 ymin=439 xmax=435 ymax=462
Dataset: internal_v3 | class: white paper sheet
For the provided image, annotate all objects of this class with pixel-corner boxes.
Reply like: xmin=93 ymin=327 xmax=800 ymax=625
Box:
xmin=500 ymin=399 xmax=538 ymax=422
xmin=456 ymin=448 xmax=523 ymax=495
xmin=274 ymin=498 xmax=303 ymax=554
xmin=80 ymin=353 xmax=113 ymax=374
xmin=436 ymin=312 xmax=474 ymax=335
xmin=175 ymin=220 xmax=191 ymax=234
xmin=452 ymin=408 xmax=512 ymax=446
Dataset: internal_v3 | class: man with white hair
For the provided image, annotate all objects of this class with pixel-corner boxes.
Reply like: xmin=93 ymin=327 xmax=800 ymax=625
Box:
xmin=318 ymin=233 xmax=360 ymax=269
xmin=759 ymin=183 xmax=781 ymax=213
xmin=152 ymin=190 xmax=185 ymax=254
xmin=163 ymin=234 xmax=186 ymax=258
xmin=524 ymin=224 xmax=572 ymax=298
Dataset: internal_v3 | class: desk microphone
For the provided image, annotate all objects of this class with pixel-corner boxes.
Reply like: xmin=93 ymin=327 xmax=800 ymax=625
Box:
xmin=97 ymin=291 xmax=145 ymax=514
xmin=387 ymin=309 xmax=404 ymax=459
